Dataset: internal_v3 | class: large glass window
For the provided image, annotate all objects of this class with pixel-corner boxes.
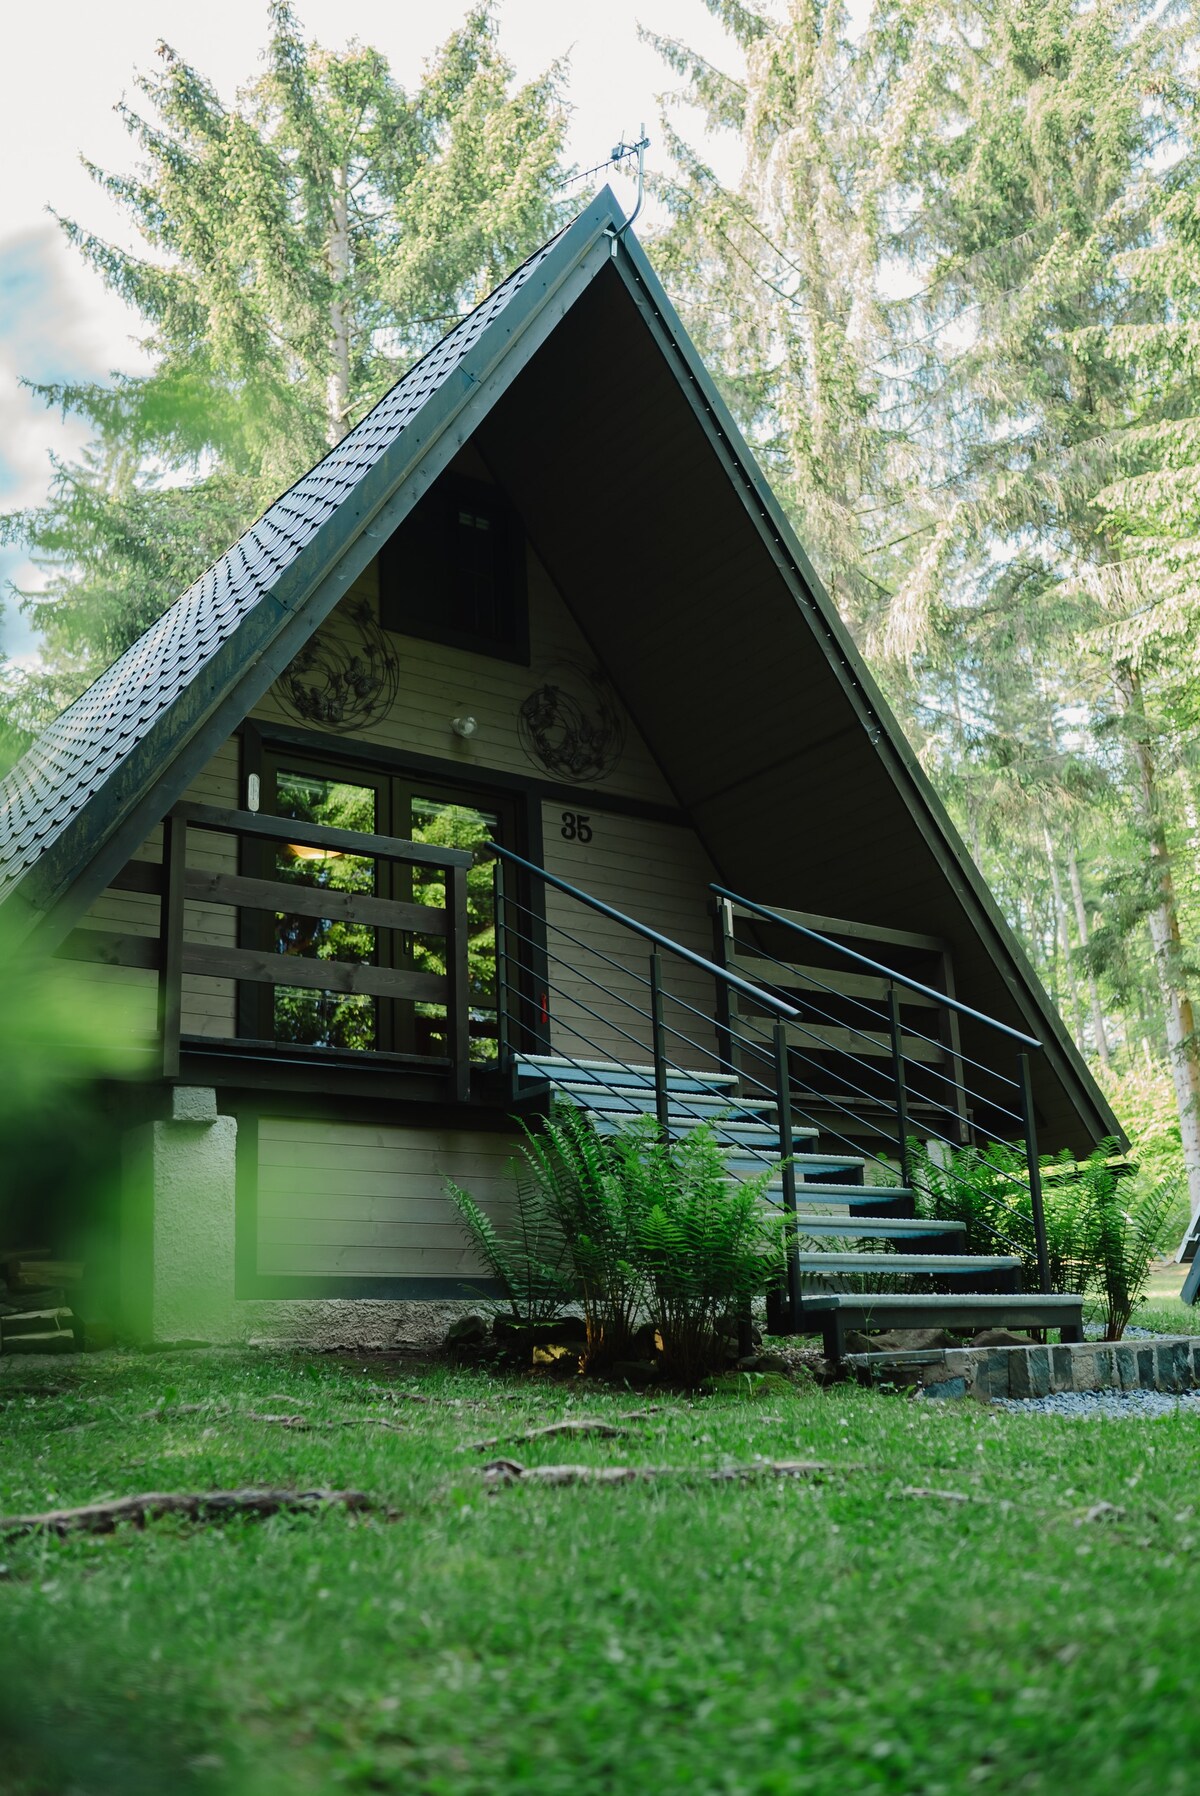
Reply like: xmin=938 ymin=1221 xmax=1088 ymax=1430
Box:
xmin=409 ymin=796 xmax=500 ymax=1061
xmin=272 ymin=771 xmax=379 ymax=1050
xmin=253 ymin=757 xmax=513 ymax=1061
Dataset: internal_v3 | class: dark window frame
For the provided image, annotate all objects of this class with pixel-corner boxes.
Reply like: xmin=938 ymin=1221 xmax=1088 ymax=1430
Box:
xmin=237 ymin=738 xmax=538 ymax=1062
xmin=378 ymin=472 xmax=531 ymax=664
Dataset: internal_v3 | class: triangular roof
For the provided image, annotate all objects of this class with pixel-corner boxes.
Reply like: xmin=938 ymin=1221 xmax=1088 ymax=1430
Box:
xmin=0 ymin=190 xmax=1122 ymax=1150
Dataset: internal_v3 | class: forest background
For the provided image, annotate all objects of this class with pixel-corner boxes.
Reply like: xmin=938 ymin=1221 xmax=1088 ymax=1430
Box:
xmin=2 ymin=0 xmax=1199 ymax=1232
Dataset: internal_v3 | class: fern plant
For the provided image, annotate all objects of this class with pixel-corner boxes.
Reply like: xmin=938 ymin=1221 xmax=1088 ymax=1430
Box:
xmin=514 ymin=1106 xmax=647 ymax=1368
xmin=908 ymin=1139 xmax=1035 ymax=1262
xmin=622 ymin=1122 xmax=786 ymax=1384
xmin=448 ymin=1108 xmax=787 ymax=1379
xmin=1090 ymin=1173 xmax=1179 ymax=1340
xmin=445 ymin=1175 xmax=573 ymax=1330
xmin=908 ymin=1136 xmax=1176 ymax=1338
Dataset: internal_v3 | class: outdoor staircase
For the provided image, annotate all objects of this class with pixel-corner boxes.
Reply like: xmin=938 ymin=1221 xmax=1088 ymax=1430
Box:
xmin=514 ymin=1054 xmax=1085 ymax=1359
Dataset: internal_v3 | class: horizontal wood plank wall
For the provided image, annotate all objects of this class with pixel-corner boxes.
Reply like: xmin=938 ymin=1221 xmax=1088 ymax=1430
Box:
xmin=255 ymin=1116 xmax=519 ymax=1279
xmin=540 ymin=808 xmax=720 ymax=1071
xmin=249 ymin=546 xmax=675 ymax=808
xmin=68 ymin=738 xmax=241 ymax=1049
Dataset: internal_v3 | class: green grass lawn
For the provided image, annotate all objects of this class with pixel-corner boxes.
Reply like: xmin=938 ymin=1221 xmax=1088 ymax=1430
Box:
xmin=1126 ymin=1259 xmax=1200 ymax=1336
xmin=3 ymin=1348 xmax=1200 ymax=1796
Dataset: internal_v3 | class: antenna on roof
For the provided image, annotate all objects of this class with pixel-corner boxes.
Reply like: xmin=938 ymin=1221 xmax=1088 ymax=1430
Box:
xmin=611 ymin=126 xmax=649 ymax=236
xmin=562 ymin=130 xmax=650 ymax=245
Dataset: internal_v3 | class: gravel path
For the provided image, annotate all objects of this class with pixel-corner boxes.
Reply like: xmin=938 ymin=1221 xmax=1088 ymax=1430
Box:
xmin=994 ymin=1387 xmax=1200 ymax=1419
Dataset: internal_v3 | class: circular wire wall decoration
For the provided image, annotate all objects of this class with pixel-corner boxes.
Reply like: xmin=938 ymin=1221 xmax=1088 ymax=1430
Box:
xmin=277 ymin=597 xmax=400 ymax=733
xmin=518 ymin=660 xmax=626 ymax=783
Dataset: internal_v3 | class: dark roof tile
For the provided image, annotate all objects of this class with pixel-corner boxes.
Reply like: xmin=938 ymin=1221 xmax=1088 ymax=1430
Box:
xmin=0 ymin=231 xmax=563 ymax=908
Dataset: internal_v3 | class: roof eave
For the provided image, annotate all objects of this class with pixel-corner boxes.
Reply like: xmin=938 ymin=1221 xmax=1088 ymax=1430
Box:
xmin=10 ymin=192 xmax=625 ymax=956
xmin=606 ymin=228 xmax=1124 ymax=1150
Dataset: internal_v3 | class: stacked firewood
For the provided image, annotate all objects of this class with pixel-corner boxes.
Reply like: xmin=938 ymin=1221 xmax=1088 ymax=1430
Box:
xmin=0 ymin=1249 xmax=83 ymax=1352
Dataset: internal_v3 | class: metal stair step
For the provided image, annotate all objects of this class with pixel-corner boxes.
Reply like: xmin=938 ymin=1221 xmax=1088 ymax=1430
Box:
xmin=792 ymin=1154 xmax=870 ymax=1174
xmin=588 ymin=1113 xmax=787 ymax=1144
xmin=585 ymin=1108 xmax=814 ymax=1147
xmin=795 ymin=1291 xmax=1086 ymax=1357
xmin=763 ymin=1190 xmax=915 ymax=1217
xmin=792 ymin=1217 xmax=965 ymax=1243
xmin=794 ymin=1253 xmax=1020 ymax=1276
xmin=556 ymin=1085 xmax=781 ymax=1123
xmin=791 ymin=1183 xmax=914 ymax=1204
xmin=515 ymin=1056 xmax=738 ymax=1093
xmin=803 ymin=1291 xmax=1082 ymax=1312
xmin=725 ymin=1156 xmax=865 ymax=1185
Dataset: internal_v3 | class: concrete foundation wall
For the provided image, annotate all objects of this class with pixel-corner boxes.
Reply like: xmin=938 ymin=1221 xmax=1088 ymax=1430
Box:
xmin=121 ymin=1088 xmax=508 ymax=1347
xmin=121 ymin=1088 xmax=237 ymax=1342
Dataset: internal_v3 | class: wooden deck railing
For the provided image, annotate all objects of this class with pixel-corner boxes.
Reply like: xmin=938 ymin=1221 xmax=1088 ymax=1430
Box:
xmin=63 ymin=803 xmax=474 ymax=1100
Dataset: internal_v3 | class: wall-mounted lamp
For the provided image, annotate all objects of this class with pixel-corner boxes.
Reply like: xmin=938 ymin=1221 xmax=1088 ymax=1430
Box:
xmin=451 ymin=715 xmax=478 ymax=739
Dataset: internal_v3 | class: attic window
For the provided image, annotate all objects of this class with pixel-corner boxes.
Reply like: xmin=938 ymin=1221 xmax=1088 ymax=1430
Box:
xmin=378 ymin=474 xmax=528 ymax=662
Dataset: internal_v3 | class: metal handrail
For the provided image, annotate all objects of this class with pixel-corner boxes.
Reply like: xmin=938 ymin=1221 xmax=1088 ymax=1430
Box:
xmin=711 ymin=883 xmax=1041 ymax=1050
xmin=490 ymin=845 xmax=800 ymax=1019
xmin=713 ymin=881 xmax=1052 ymax=1292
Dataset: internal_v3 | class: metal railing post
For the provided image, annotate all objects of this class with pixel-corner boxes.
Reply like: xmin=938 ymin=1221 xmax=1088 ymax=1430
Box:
xmin=649 ymin=951 xmax=671 ymax=1138
xmin=887 ymin=985 xmax=911 ymax=1187
xmin=448 ymin=862 xmax=471 ymax=1105
xmin=1017 ymin=1051 xmax=1051 ymax=1294
xmin=158 ymin=813 xmax=185 ymax=1079
xmin=773 ymin=1018 xmax=803 ymax=1331
xmin=493 ymin=858 xmax=515 ymax=1100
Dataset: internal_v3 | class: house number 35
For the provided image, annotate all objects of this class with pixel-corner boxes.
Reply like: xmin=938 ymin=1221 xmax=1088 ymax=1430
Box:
xmin=560 ymin=811 xmax=593 ymax=843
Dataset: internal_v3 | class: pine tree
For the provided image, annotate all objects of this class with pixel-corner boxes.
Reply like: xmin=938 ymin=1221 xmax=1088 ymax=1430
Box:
xmin=886 ymin=0 xmax=1200 ymax=1224
xmin=643 ymin=0 xmax=927 ymax=650
xmin=2 ymin=3 xmax=569 ymax=728
xmin=649 ymin=0 xmax=1200 ymax=1214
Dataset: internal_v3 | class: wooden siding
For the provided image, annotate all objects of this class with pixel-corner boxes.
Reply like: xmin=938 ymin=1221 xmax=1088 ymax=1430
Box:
xmin=249 ymin=485 xmax=675 ymax=810
xmin=66 ymin=738 xmax=240 ymax=1049
xmin=540 ymin=807 xmax=719 ymax=1071
xmin=58 ymin=492 xmax=724 ymax=1076
xmin=254 ymin=1115 xmax=520 ymax=1279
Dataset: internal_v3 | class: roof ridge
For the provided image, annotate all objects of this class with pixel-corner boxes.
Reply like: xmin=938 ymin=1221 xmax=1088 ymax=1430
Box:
xmin=11 ymin=214 xmax=582 ymax=754
xmin=0 ymin=200 xmax=606 ymax=909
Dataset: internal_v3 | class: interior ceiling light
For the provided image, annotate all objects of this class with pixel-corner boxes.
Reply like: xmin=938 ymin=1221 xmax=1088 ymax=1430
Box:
xmin=286 ymin=843 xmax=340 ymax=861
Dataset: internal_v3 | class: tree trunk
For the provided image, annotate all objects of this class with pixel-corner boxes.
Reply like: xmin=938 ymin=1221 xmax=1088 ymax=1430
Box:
xmin=1118 ymin=664 xmax=1200 ymax=1251
xmin=326 ymin=161 xmax=352 ymax=446
xmin=1043 ymin=827 xmax=1086 ymax=1051
xmin=1066 ymin=849 xmax=1112 ymax=1067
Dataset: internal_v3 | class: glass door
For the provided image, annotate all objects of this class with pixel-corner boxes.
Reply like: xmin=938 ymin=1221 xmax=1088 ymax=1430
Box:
xmin=264 ymin=763 xmax=391 ymax=1051
xmin=252 ymin=753 xmax=515 ymax=1062
xmin=404 ymin=789 xmax=505 ymax=1062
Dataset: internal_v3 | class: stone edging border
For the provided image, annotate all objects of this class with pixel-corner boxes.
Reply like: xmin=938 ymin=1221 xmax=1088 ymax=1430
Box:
xmin=843 ymin=1336 xmax=1200 ymax=1401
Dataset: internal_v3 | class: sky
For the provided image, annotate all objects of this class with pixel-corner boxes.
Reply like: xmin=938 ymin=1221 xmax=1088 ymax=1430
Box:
xmin=0 ymin=0 xmax=738 ymax=666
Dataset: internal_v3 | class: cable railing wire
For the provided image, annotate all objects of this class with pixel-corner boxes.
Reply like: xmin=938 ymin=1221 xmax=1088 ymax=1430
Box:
xmin=502 ymin=924 xmax=748 ymax=1125
xmin=493 ymin=850 xmax=1055 ymax=1314
xmin=714 ymin=884 xmax=1042 ymax=1050
xmin=725 ymin=932 xmax=900 ymax=1027
xmin=728 ymin=923 xmax=1025 ymax=1096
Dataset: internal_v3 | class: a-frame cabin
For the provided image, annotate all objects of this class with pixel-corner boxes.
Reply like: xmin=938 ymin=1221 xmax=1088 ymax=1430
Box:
xmin=0 ymin=191 xmax=1120 ymax=1354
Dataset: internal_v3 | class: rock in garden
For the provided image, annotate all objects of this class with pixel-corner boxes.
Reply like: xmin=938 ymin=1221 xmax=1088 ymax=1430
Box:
xmin=607 ymin=1360 xmax=658 ymax=1386
xmin=445 ymin=1315 xmax=488 ymax=1349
